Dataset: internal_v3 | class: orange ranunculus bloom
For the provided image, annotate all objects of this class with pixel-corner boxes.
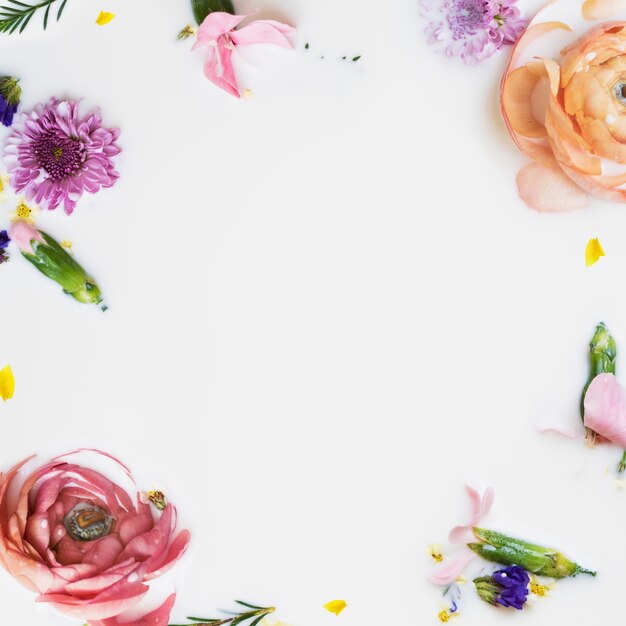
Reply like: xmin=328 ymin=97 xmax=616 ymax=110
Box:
xmin=501 ymin=7 xmax=626 ymax=211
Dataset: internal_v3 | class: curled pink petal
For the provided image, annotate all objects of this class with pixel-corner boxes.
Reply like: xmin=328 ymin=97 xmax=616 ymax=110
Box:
xmin=193 ymin=11 xmax=294 ymax=97
xmin=584 ymin=373 xmax=626 ymax=446
xmin=537 ymin=422 xmax=583 ymax=439
xmin=429 ymin=550 xmax=477 ymax=585
xmin=231 ymin=20 xmax=295 ymax=47
xmin=448 ymin=485 xmax=494 ymax=544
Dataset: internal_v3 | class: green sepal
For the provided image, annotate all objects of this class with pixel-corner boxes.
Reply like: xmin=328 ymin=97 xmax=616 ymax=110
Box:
xmin=470 ymin=528 xmax=596 ymax=579
xmin=581 ymin=322 xmax=616 ymax=419
xmin=0 ymin=76 xmax=20 ymax=106
xmin=191 ymin=0 xmax=235 ymax=25
xmin=21 ymin=231 xmax=103 ymax=306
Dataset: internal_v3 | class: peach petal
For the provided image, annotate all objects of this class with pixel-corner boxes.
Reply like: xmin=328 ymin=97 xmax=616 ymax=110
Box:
xmin=583 ymin=0 xmax=626 ymax=20
xmin=501 ymin=66 xmax=547 ymax=138
xmin=501 ymin=21 xmax=572 ymax=155
xmin=516 ymin=161 xmax=589 ymax=211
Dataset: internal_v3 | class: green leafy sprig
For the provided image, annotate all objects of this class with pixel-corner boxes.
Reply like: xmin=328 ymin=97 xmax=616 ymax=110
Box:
xmin=170 ymin=601 xmax=275 ymax=626
xmin=0 ymin=0 xmax=69 ymax=34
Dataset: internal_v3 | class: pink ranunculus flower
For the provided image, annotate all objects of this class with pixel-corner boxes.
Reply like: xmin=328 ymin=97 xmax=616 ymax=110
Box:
xmin=192 ymin=12 xmax=294 ymax=98
xmin=0 ymin=450 xmax=190 ymax=625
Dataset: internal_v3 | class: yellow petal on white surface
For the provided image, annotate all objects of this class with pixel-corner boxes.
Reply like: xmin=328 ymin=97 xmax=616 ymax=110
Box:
xmin=96 ymin=11 xmax=115 ymax=25
xmin=0 ymin=365 xmax=15 ymax=401
xmin=583 ymin=0 xmax=626 ymax=20
xmin=323 ymin=600 xmax=347 ymax=616
xmin=585 ymin=237 xmax=605 ymax=266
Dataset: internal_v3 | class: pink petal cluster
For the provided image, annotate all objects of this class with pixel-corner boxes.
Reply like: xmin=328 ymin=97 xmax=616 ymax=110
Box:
xmin=584 ymin=373 xmax=626 ymax=446
xmin=4 ymin=99 xmax=121 ymax=215
xmin=420 ymin=0 xmax=527 ymax=65
xmin=429 ymin=485 xmax=494 ymax=585
xmin=192 ymin=12 xmax=294 ymax=98
xmin=0 ymin=450 xmax=190 ymax=625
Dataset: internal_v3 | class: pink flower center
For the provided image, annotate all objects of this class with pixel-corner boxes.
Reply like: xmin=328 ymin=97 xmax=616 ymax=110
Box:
xmin=447 ymin=0 xmax=495 ymax=39
xmin=33 ymin=131 xmax=85 ymax=181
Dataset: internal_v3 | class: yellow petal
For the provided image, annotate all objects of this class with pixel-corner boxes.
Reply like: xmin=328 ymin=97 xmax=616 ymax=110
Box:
xmin=0 ymin=365 xmax=15 ymax=401
xmin=585 ymin=237 xmax=605 ymax=266
xmin=323 ymin=600 xmax=347 ymax=616
xmin=583 ymin=0 xmax=626 ymax=20
xmin=96 ymin=11 xmax=115 ymax=25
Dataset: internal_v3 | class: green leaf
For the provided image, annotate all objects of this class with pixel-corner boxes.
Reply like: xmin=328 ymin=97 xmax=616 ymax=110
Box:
xmin=191 ymin=0 xmax=235 ymax=25
xmin=234 ymin=602 xmax=266 ymax=611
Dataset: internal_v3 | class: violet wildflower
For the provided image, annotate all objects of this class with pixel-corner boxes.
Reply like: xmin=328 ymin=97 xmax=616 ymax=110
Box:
xmin=0 ymin=229 xmax=9 ymax=264
xmin=420 ymin=0 xmax=527 ymax=65
xmin=0 ymin=77 xmax=20 ymax=127
xmin=474 ymin=565 xmax=529 ymax=610
xmin=4 ymin=98 xmax=121 ymax=215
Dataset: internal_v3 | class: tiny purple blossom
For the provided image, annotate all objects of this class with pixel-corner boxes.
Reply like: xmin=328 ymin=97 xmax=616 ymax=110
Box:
xmin=4 ymin=99 xmax=121 ymax=215
xmin=420 ymin=0 xmax=527 ymax=65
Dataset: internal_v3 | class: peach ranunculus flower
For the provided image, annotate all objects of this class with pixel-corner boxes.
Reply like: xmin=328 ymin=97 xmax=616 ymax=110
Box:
xmin=501 ymin=0 xmax=626 ymax=211
xmin=0 ymin=450 xmax=190 ymax=625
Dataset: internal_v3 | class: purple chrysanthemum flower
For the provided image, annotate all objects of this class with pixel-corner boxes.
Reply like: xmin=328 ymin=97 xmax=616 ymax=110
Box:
xmin=474 ymin=565 xmax=530 ymax=610
xmin=4 ymin=99 xmax=121 ymax=215
xmin=0 ymin=229 xmax=9 ymax=264
xmin=420 ymin=0 xmax=527 ymax=65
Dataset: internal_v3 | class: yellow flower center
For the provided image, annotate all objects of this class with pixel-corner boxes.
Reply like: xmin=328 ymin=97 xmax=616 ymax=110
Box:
xmin=53 ymin=146 xmax=63 ymax=160
xmin=530 ymin=582 xmax=548 ymax=596
xmin=0 ymin=178 xmax=4 ymax=192
xmin=438 ymin=610 xmax=450 ymax=623
xmin=16 ymin=203 xmax=31 ymax=218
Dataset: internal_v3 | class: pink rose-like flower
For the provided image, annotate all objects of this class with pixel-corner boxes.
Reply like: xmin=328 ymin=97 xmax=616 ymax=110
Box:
xmin=192 ymin=12 xmax=294 ymax=98
xmin=0 ymin=450 xmax=190 ymax=625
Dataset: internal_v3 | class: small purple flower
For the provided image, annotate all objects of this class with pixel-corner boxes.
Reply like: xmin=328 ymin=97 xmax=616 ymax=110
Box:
xmin=0 ymin=77 xmax=20 ymax=127
xmin=4 ymin=98 xmax=121 ymax=215
xmin=420 ymin=0 xmax=527 ymax=65
xmin=0 ymin=229 xmax=10 ymax=264
xmin=474 ymin=565 xmax=530 ymax=610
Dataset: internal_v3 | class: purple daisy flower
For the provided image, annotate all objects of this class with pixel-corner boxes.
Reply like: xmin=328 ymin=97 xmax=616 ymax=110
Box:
xmin=4 ymin=99 xmax=121 ymax=215
xmin=420 ymin=0 xmax=527 ymax=65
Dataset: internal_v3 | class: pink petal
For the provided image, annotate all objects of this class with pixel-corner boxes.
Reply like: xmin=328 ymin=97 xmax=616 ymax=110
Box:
xmin=118 ymin=513 xmax=153 ymax=545
xmin=8 ymin=220 xmax=44 ymax=254
xmin=202 ymin=42 xmax=241 ymax=98
xmin=193 ymin=12 xmax=246 ymax=48
xmin=231 ymin=20 xmax=294 ymax=48
xmin=83 ymin=535 xmax=125 ymax=571
xmin=584 ymin=373 xmax=626 ymax=446
xmin=448 ymin=485 xmax=494 ymax=544
xmin=537 ymin=423 xmax=583 ymax=439
xmin=516 ymin=161 xmax=589 ymax=212
xmin=429 ymin=550 xmax=477 ymax=585
xmin=88 ymin=593 xmax=177 ymax=626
